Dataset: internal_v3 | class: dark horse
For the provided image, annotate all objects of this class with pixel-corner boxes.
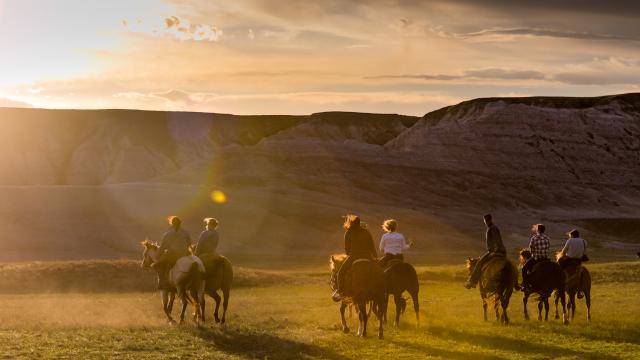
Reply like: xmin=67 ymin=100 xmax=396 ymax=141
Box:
xmin=381 ymin=260 xmax=419 ymax=327
xmin=554 ymin=258 xmax=591 ymax=322
xmin=198 ymin=254 xmax=233 ymax=324
xmin=466 ymin=255 xmax=517 ymax=324
xmin=330 ymin=255 xmax=385 ymax=339
xmin=518 ymin=249 xmax=568 ymax=324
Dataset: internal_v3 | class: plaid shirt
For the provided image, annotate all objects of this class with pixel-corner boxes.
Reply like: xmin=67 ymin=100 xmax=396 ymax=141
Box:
xmin=529 ymin=234 xmax=550 ymax=260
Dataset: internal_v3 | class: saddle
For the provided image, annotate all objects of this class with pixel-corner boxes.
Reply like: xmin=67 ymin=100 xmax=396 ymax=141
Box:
xmin=383 ymin=259 xmax=404 ymax=272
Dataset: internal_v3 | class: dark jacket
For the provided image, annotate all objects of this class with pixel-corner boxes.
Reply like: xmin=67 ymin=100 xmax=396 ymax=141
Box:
xmin=486 ymin=224 xmax=506 ymax=254
xmin=195 ymin=229 xmax=219 ymax=256
xmin=344 ymin=226 xmax=377 ymax=259
xmin=159 ymin=227 xmax=191 ymax=258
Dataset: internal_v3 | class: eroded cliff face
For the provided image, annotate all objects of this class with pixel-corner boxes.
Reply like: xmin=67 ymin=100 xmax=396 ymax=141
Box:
xmin=0 ymin=94 xmax=639 ymax=260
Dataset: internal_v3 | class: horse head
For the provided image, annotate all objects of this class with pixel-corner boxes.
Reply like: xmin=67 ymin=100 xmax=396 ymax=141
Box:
xmin=329 ymin=254 xmax=347 ymax=289
xmin=465 ymin=257 xmax=478 ymax=274
xmin=519 ymin=248 xmax=532 ymax=265
xmin=140 ymin=240 xmax=160 ymax=268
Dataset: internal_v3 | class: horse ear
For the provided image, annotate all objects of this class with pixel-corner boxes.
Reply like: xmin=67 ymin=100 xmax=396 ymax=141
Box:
xmin=330 ymin=255 xmax=335 ymax=262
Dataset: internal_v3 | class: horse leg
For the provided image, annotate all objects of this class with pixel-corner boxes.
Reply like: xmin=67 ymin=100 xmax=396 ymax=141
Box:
xmin=377 ymin=299 xmax=384 ymax=340
xmin=162 ymin=290 xmax=176 ymax=324
xmin=523 ymin=293 xmax=530 ymax=320
xmin=168 ymin=291 xmax=175 ymax=312
xmin=494 ymin=298 xmax=500 ymax=322
xmin=383 ymin=294 xmax=389 ymax=324
xmin=179 ymin=297 xmax=188 ymax=325
xmin=482 ymin=297 xmax=488 ymax=321
xmin=570 ymin=293 xmax=576 ymax=320
xmin=554 ymin=291 xmax=560 ymax=320
xmin=393 ymin=293 xmax=401 ymax=327
xmin=501 ymin=300 xmax=509 ymax=325
xmin=537 ymin=299 xmax=543 ymax=321
xmin=544 ymin=298 xmax=550 ymax=321
xmin=221 ymin=288 xmax=230 ymax=324
xmin=339 ymin=302 xmax=349 ymax=333
xmin=358 ymin=302 xmax=367 ymax=337
xmin=411 ymin=291 xmax=420 ymax=328
xmin=585 ymin=290 xmax=591 ymax=323
xmin=212 ymin=291 xmax=222 ymax=323
xmin=560 ymin=290 xmax=569 ymax=325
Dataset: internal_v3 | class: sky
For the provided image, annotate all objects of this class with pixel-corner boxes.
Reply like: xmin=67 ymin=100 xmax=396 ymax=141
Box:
xmin=0 ymin=0 xmax=639 ymax=116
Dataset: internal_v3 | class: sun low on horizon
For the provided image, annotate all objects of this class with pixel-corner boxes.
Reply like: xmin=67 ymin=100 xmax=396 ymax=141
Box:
xmin=0 ymin=0 xmax=639 ymax=116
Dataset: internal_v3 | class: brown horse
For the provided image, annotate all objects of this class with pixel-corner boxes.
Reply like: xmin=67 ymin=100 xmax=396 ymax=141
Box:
xmin=381 ymin=261 xmax=420 ymax=327
xmin=554 ymin=261 xmax=592 ymax=322
xmin=198 ymin=254 xmax=233 ymax=324
xmin=466 ymin=255 xmax=517 ymax=324
xmin=330 ymin=255 xmax=385 ymax=339
xmin=518 ymin=250 xmax=568 ymax=324
xmin=141 ymin=241 xmax=205 ymax=324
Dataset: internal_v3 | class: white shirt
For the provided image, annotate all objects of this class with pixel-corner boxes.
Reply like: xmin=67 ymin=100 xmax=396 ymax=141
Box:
xmin=379 ymin=232 xmax=410 ymax=255
xmin=561 ymin=237 xmax=587 ymax=258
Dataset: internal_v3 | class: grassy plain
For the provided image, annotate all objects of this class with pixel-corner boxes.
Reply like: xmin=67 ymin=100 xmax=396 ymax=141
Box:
xmin=0 ymin=261 xmax=638 ymax=359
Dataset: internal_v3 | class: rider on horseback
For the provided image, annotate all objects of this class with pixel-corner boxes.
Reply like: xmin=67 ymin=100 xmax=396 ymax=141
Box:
xmin=151 ymin=216 xmax=191 ymax=289
xmin=464 ymin=214 xmax=507 ymax=289
xmin=558 ymin=229 xmax=588 ymax=298
xmin=332 ymin=214 xmax=377 ymax=302
xmin=519 ymin=223 xmax=551 ymax=292
xmin=195 ymin=217 xmax=222 ymax=274
xmin=378 ymin=219 xmax=413 ymax=269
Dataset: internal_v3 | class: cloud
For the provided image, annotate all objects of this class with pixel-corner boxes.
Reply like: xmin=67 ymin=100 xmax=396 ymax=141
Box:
xmin=440 ymin=27 xmax=640 ymax=43
xmin=368 ymin=68 xmax=548 ymax=81
xmin=368 ymin=58 xmax=640 ymax=86
xmin=123 ymin=15 xmax=223 ymax=42
xmin=0 ymin=97 xmax=32 ymax=108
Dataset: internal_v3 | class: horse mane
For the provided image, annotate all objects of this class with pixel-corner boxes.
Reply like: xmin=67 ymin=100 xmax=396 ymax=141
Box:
xmin=140 ymin=239 xmax=159 ymax=249
xmin=519 ymin=248 xmax=532 ymax=258
xmin=465 ymin=257 xmax=478 ymax=270
xmin=329 ymin=254 xmax=347 ymax=271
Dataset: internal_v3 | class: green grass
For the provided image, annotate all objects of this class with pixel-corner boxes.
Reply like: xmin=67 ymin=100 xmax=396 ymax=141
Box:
xmin=0 ymin=262 xmax=639 ymax=359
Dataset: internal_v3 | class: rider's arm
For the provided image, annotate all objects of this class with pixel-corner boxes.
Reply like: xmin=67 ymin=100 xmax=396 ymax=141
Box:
xmin=402 ymin=234 xmax=411 ymax=250
xmin=194 ymin=232 xmax=205 ymax=256
xmin=158 ymin=232 xmax=170 ymax=252
xmin=379 ymin=235 xmax=386 ymax=255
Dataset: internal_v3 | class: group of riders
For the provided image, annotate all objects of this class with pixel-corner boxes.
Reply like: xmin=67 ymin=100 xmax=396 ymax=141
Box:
xmin=463 ymin=214 xmax=588 ymax=294
xmin=328 ymin=213 xmax=589 ymax=302
xmin=149 ymin=216 xmax=221 ymax=289
xmin=148 ymin=212 xmax=588 ymax=300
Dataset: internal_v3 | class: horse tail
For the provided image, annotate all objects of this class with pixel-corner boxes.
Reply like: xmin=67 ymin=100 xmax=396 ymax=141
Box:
xmin=501 ymin=261 xmax=517 ymax=301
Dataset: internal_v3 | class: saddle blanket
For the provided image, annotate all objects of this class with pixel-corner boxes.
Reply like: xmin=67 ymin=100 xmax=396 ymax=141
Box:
xmin=170 ymin=255 xmax=206 ymax=285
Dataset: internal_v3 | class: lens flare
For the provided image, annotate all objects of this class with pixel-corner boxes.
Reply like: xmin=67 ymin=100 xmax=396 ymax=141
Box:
xmin=211 ymin=190 xmax=226 ymax=204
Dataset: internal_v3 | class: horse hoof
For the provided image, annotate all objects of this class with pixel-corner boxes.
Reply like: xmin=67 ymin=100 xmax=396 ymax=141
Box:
xmin=342 ymin=327 xmax=349 ymax=334
xmin=378 ymin=334 xmax=384 ymax=340
xmin=168 ymin=320 xmax=177 ymax=326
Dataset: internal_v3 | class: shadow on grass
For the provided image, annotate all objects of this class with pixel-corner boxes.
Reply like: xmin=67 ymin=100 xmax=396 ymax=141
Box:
xmin=427 ymin=325 xmax=622 ymax=360
xmin=556 ymin=321 xmax=640 ymax=346
xmin=390 ymin=338 xmax=508 ymax=360
xmin=189 ymin=326 xmax=350 ymax=360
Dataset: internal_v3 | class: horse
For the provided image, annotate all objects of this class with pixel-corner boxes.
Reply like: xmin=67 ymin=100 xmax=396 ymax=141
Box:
xmin=198 ymin=254 xmax=233 ymax=324
xmin=518 ymin=250 xmax=568 ymax=324
xmin=554 ymin=257 xmax=591 ymax=322
xmin=466 ymin=255 xmax=517 ymax=324
xmin=380 ymin=260 xmax=419 ymax=327
xmin=141 ymin=240 xmax=205 ymax=325
xmin=330 ymin=254 xmax=385 ymax=339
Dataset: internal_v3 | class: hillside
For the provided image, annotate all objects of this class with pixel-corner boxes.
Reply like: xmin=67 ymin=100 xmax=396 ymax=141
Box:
xmin=0 ymin=94 xmax=639 ymax=261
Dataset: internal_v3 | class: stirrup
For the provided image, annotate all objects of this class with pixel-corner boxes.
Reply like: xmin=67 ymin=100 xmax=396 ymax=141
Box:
xmin=331 ymin=290 xmax=342 ymax=302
